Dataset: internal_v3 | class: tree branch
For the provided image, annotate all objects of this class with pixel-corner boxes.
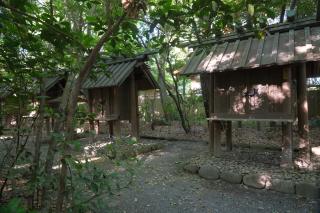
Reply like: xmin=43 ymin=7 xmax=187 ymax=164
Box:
xmin=0 ymin=0 xmax=90 ymax=54
xmin=125 ymin=18 xmax=164 ymax=32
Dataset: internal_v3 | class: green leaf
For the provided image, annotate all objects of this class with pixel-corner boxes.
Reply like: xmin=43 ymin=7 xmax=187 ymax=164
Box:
xmin=148 ymin=2 xmax=156 ymax=6
xmin=158 ymin=1 xmax=167 ymax=6
xmin=108 ymin=173 xmax=121 ymax=178
xmin=195 ymin=49 xmax=203 ymax=56
xmin=110 ymin=38 xmax=116 ymax=49
xmin=248 ymin=4 xmax=254 ymax=16
xmin=254 ymin=30 xmax=266 ymax=40
xmin=270 ymin=1 xmax=288 ymax=8
xmin=235 ymin=2 xmax=246 ymax=12
xmin=76 ymin=177 xmax=91 ymax=183
xmin=91 ymin=182 xmax=98 ymax=194
xmin=86 ymin=17 xmax=97 ymax=22
xmin=65 ymin=157 xmax=76 ymax=167
xmin=266 ymin=9 xmax=276 ymax=19
xmin=75 ymin=164 xmax=83 ymax=170
xmin=159 ymin=35 xmax=165 ymax=43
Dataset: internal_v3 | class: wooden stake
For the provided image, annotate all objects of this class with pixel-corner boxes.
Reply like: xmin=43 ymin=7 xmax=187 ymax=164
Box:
xmin=131 ymin=72 xmax=139 ymax=142
xmin=109 ymin=121 xmax=114 ymax=138
xmin=297 ymin=63 xmax=310 ymax=163
xmin=209 ymin=74 xmax=214 ymax=152
xmin=226 ymin=121 xmax=232 ymax=151
xmin=95 ymin=120 xmax=99 ymax=135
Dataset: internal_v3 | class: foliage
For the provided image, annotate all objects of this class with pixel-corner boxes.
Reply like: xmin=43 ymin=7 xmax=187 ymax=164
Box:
xmin=0 ymin=198 xmax=37 ymax=213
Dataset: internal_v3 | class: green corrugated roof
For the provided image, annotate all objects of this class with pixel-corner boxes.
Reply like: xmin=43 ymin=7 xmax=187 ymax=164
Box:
xmin=82 ymin=60 xmax=137 ymax=89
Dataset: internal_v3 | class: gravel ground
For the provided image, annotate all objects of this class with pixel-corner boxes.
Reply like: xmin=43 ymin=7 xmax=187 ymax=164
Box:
xmin=96 ymin=140 xmax=320 ymax=213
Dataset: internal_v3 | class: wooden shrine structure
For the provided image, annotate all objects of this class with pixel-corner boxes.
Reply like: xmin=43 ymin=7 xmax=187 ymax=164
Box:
xmin=82 ymin=51 xmax=159 ymax=142
xmin=180 ymin=17 xmax=320 ymax=168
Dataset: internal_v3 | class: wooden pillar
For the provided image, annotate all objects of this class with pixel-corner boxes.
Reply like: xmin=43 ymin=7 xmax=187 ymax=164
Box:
xmin=51 ymin=118 xmax=54 ymax=131
xmin=297 ymin=63 xmax=310 ymax=163
xmin=208 ymin=74 xmax=215 ymax=152
xmin=95 ymin=120 xmax=100 ymax=135
xmin=281 ymin=67 xmax=293 ymax=168
xmin=88 ymin=89 xmax=94 ymax=142
xmin=226 ymin=121 xmax=232 ymax=151
xmin=114 ymin=87 xmax=121 ymax=140
xmin=131 ymin=73 xmax=139 ymax=142
xmin=45 ymin=118 xmax=50 ymax=136
xmin=213 ymin=74 xmax=221 ymax=157
xmin=214 ymin=121 xmax=221 ymax=157
xmin=109 ymin=121 xmax=114 ymax=138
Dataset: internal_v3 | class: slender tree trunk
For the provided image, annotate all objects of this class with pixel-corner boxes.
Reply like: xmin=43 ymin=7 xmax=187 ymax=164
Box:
xmin=280 ymin=1 xmax=287 ymax=23
xmin=40 ymin=72 xmax=75 ymax=211
xmin=28 ymin=75 xmax=46 ymax=209
xmin=290 ymin=0 xmax=297 ymax=10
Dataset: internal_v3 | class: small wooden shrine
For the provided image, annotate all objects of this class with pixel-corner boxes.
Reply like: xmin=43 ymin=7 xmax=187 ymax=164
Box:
xmin=180 ymin=17 xmax=320 ymax=168
xmin=82 ymin=51 xmax=159 ymax=142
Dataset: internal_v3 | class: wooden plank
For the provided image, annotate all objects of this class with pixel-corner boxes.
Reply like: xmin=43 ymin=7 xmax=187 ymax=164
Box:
xmin=94 ymin=114 xmax=120 ymax=121
xmin=245 ymin=38 xmax=260 ymax=68
xmin=181 ymin=47 xmax=199 ymax=74
xmin=213 ymin=42 xmax=229 ymax=71
xmin=288 ymin=30 xmax=295 ymax=62
xmin=185 ymin=48 xmax=207 ymax=75
xmin=239 ymin=37 xmax=252 ymax=68
xmin=273 ymin=69 xmax=282 ymax=112
xmin=271 ymin=32 xmax=279 ymax=64
xmin=202 ymin=44 xmax=218 ymax=72
xmin=95 ymin=120 xmax=100 ymax=135
xmin=226 ymin=40 xmax=240 ymax=70
xmin=277 ymin=32 xmax=290 ymax=64
xmin=282 ymin=67 xmax=292 ymax=114
xmin=310 ymin=27 xmax=320 ymax=59
xmin=214 ymin=73 xmax=220 ymax=113
xmin=252 ymin=38 xmax=265 ymax=68
xmin=305 ymin=27 xmax=314 ymax=61
xmin=268 ymin=69 xmax=274 ymax=113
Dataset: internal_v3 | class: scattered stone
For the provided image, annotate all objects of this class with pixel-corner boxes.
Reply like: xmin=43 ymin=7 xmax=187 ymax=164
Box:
xmin=243 ymin=174 xmax=267 ymax=189
xmin=186 ymin=164 xmax=200 ymax=174
xmin=125 ymin=150 xmax=136 ymax=158
xmin=108 ymin=200 xmax=122 ymax=208
xmin=296 ymin=182 xmax=320 ymax=199
xmin=177 ymin=160 xmax=188 ymax=173
xmin=250 ymin=144 xmax=266 ymax=150
xmin=310 ymin=176 xmax=317 ymax=182
xmin=156 ymin=142 xmax=165 ymax=149
xmin=220 ymin=171 xmax=242 ymax=184
xmin=142 ymin=145 xmax=152 ymax=153
xmin=236 ymin=143 xmax=250 ymax=148
xmin=266 ymin=179 xmax=295 ymax=194
xmin=137 ymin=146 xmax=144 ymax=155
xmin=198 ymin=164 xmax=220 ymax=180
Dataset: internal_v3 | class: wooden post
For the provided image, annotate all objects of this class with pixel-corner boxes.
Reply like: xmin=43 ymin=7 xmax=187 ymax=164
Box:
xmin=226 ymin=121 xmax=232 ymax=151
xmin=88 ymin=89 xmax=94 ymax=142
xmin=281 ymin=67 xmax=293 ymax=168
xmin=109 ymin=121 xmax=114 ymax=138
xmin=213 ymin=74 xmax=221 ymax=157
xmin=95 ymin=120 xmax=100 ymax=135
xmin=51 ymin=118 xmax=54 ymax=131
xmin=214 ymin=121 xmax=221 ymax=157
xmin=208 ymin=74 xmax=214 ymax=152
xmin=114 ymin=87 xmax=121 ymax=140
xmin=46 ymin=118 xmax=50 ymax=136
xmin=297 ymin=63 xmax=310 ymax=163
xmin=131 ymin=73 xmax=139 ymax=142
xmin=317 ymin=0 xmax=320 ymax=21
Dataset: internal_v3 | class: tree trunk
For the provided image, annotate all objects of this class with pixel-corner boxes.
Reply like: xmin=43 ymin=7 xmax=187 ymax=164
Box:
xmin=29 ymin=75 xmax=46 ymax=209
xmin=41 ymin=73 xmax=75 ymax=210
xmin=280 ymin=1 xmax=287 ymax=23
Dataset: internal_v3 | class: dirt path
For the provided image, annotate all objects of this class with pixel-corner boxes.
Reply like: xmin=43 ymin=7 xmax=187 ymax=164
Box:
xmin=97 ymin=140 xmax=320 ymax=213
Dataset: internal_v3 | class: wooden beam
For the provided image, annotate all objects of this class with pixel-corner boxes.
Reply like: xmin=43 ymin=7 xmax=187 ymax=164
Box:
xmin=209 ymin=74 xmax=214 ymax=152
xmin=253 ymin=38 xmax=265 ymax=68
xmin=208 ymin=112 xmax=294 ymax=122
xmin=305 ymin=27 xmax=313 ymax=61
xmin=130 ymin=72 xmax=139 ymax=141
xmin=226 ymin=121 xmax=232 ymax=151
xmin=297 ymin=62 xmax=310 ymax=164
xmin=214 ymin=42 xmax=229 ymax=71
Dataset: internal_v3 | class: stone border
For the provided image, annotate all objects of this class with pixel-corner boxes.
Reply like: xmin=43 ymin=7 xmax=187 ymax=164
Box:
xmin=182 ymin=163 xmax=320 ymax=199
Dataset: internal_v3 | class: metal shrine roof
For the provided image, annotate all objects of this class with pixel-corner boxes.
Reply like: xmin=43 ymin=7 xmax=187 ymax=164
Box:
xmin=180 ymin=17 xmax=320 ymax=75
xmin=82 ymin=54 xmax=158 ymax=89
